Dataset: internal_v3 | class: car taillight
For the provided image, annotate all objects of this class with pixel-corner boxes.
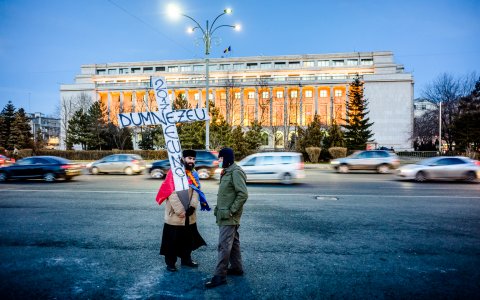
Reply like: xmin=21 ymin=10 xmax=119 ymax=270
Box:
xmin=213 ymin=160 xmax=219 ymax=166
xmin=132 ymin=159 xmax=138 ymax=164
xmin=61 ymin=165 xmax=71 ymax=169
xmin=296 ymin=162 xmax=304 ymax=170
xmin=475 ymin=160 xmax=480 ymax=166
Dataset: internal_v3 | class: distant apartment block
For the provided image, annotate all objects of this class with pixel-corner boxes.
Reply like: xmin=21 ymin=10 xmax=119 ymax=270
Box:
xmin=27 ymin=112 xmax=61 ymax=149
xmin=60 ymin=51 xmax=414 ymax=150
xmin=414 ymin=99 xmax=437 ymax=118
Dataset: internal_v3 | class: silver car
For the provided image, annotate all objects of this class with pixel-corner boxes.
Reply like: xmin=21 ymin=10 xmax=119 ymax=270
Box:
xmin=396 ymin=156 xmax=480 ymax=182
xmin=88 ymin=154 xmax=146 ymax=175
xmin=331 ymin=150 xmax=400 ymax=173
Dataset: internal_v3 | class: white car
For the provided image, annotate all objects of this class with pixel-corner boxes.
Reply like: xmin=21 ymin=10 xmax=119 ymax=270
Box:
xmin=214 ymin=152 xmax=305 ymax=184
xmin=396 ymin=156 xmax=480 ymax=182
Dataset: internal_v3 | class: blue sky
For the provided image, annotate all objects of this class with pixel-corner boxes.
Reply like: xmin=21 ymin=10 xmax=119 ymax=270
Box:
xmin=0 ymin=0 xmax=479 ymax=116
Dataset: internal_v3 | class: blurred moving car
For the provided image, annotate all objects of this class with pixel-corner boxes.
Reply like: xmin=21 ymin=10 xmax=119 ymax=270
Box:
xmin=88 ymin=154 xmax=146 ymax=175
xmin=149 ymin=150 xmax=218 ymax=179
xmin=396 ymin=156 xmax=480 ymax=182
xmin=215 ymin=152 xmax=305 ymax=185
xmin=330 ymin=150 xmax=400 ymax=173
xmin=0 ymin=155 xmax=15 ymax=166
xmin=0 ymin=156 xmax=82 ymax=182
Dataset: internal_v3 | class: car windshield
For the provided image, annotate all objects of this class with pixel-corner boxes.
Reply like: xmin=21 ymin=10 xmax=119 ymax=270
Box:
xmin=417 ymin=157 xmax=440 ymax=165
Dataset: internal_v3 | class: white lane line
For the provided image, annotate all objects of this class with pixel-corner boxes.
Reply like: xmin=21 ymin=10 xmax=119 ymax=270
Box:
xmin=1 ymin=190 xmax=479 ymax=199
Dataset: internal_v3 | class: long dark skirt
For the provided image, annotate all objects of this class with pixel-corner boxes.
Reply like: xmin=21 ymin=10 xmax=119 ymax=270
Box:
xmin=160 ymin=223 xmax=206 ymax=258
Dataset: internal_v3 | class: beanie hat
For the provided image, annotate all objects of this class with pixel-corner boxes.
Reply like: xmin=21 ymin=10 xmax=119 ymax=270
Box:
xmin=218 ymin=147 xmax=234 ymax=169
xmin=182 ymin=149 xmax=197 ymax=158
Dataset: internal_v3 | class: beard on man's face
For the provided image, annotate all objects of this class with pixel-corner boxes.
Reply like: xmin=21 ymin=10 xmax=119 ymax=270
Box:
xmin=185 ymin=162 xmax=195 ymax=170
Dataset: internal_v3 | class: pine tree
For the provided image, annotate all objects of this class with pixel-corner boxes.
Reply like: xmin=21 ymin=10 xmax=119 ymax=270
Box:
xmin=10 ymin=108 xmax=33 ymax=149
xmin=323 ymin=121 xmax=345 ymax=148
xmin=86 ymin=101 xmax=108 ymax=150
xmin=343 ymin=75 xmax=374 ymax=150
xmin=296 ymin=114 xmax=324 ymax=152
xmin=208 ymin=100 xmax=232 ymax=150
xmin=0 ymin=101 xmax=17 ymax=149
xmin=229 ymin=126 xmax=249 ymax=159
xmin=244 ymin=121 xmax=263 ymax=153
xmin=173 ymin=94 xmax=205 ymax=149
xmin=66 ymin=108 xmax=89 ymax=150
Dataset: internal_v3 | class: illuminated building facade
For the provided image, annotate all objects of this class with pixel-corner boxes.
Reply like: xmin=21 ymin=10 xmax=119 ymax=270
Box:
xmin=60 ymin=51 xmax=414 ymax=150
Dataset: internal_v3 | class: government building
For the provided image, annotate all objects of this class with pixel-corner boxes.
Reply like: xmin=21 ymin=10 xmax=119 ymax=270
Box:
xmin=60 ymin=51 xmax=414 ymax=150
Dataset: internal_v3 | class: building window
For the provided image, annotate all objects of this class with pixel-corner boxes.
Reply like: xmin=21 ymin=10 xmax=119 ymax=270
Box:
xmin=209 ymin=93 xmax=213 ymax=100
xmin=290 ymin=90 xmax=298 ymax=98
xmin=346 ymin=59 xmax=358 ymax=66
xmin=193 ymin=65 xmax=205 ymax=71
xmin=320 ymin=90 xmax=328 ymax=97
xmin=180 ymin=66 xmax=191 ymax=72
xmin=303 ymin=61 xmax=315 ymax=67
xmin=131 ymin=67 xmax=141 ymax=73
xmin=194 ymin=93 xmax=200 ymax=101
xmin=234 ymin=92 xmax=241 ymax=99
xmin=108 ymin=69 xmax=117 ymax=74
xmin=276 ymin=90 xmax=284 ymax=98
xmin=260 ymin=62 xmax=271 ymax=69
xmin=143 ymin=67 xmax=153 ymax=73
xmin=289 ymin=61 xmax=300 ymax=68
xmin=155 ymin=66 xmax=165 ymax=72
xmin=233 ymin=63 xmax=244 ymax=70
xmin=318 ymin=60 xmax=330 ymax=67
xmin=274 ymin=62 xmax=286 ymax=69
xmin=220 ymin=93 xmax=227 ymax=100
xmin=248 ymin=91 xmax=255 ymax=99
xmin=332 ymin=60 xmax=345 ymax=66
xmin=209 ymin=64 xmax=218 ymax=71
xmin=305 ymin=90 xmax=313 ymax=98
xmin=262 ymin=91 xmax=269 ymax=99
xmin=335 ymin=90 xmax=343 ymax=97
xmin=246 ymin=63 xmax=258 ymax=69
xmin=168 ymin=66 xmax=178 ymax=72
xmin=219 ymin=64 xmax=231 ymax=70
xmin=361 ymin=59 xmax=373 ymax=65
xmin=119 ymin=68 xmax=129 ymax=74
xmin=96 ymin=69 xmax=106 ymax=75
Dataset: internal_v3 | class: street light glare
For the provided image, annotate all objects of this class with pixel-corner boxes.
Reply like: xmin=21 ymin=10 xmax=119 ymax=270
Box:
xmin=167 ymin=3 xmax=181 ymax=19
xmin=234 ymin=24 xmax=241 ymax=31
xmin=187 ymin=26 xmax=194 ymax=33
xmin=224 ymin=8 xmax=233 ymax=14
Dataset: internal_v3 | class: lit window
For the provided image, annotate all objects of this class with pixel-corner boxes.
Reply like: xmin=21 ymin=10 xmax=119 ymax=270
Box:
xmin=332 ymin=60 xmax=344 ymax=66
xmin=303 ymin=61 xmax=315 ymax=67
xmin=305 ymin=90 xmax=313 ymax=98
xmin=335 ymin=90 xmax=343 ymax=97
xmin=262 ymin=91 xmax=269 ymax=99
xmin=260 ymin=62 xmax=271 ymax=69
xmin=248 ymin=91 xmax=255 ymax=99
xmin=180 ymin=66 xmax=191 ymax=72
xmin=320 ymin=90 xmax=328 ymax=97
xmin=193 ymin=65 xmax=204 ymax=71
xmin=168 ymin=66 xmax=178 ymax=72
xmin=234 ymin=92 xmax=241 ymax=99
xmin=318 ymin=60 xmax=330 ymax=67
xmin=290 ymin=90 xmax=298 ymax=98
xmin=194 ymin=93 xmax=200 ymax=101
xmin=276 ymin=90 xmax=284 ymax=98
xmin=361 ymin=59 xmax=373 ymax=66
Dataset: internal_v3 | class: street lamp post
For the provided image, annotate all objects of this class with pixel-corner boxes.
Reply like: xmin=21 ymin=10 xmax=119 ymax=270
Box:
xmin=169 ymin=5 xmax=240 ymax=150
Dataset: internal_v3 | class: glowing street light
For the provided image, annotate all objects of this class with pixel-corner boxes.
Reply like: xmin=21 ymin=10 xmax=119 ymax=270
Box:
xmin=168 ymin=4 xmax=240 ymax=150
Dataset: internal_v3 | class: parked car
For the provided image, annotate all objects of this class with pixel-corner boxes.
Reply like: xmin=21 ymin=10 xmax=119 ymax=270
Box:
xmin=0 ymin=155 xmax=15 ymax=166
xmin=214 ymin=152 xmax=305 ymax=184
xmin=396 ymin=156 xmax=480 ymax=182
xmin=330 ymin=150 xmax=400 ymax=173
xmin=149 ymin=150 xmax=219 ymax=179
xmin=88 ymin=154 xmax=146 ymax=175
xmin=0 ymin=156 xmax=82 ymax=182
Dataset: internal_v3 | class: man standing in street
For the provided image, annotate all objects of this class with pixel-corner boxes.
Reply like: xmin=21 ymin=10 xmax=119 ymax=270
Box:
xmin=205 ymin=147 xmax=248 ymax=288
xmin=156 ymin=149 xmax=210 ymax=272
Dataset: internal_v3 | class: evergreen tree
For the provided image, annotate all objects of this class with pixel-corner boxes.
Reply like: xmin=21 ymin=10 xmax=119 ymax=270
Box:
xmin=10 ymin=108 xmax=33 ymax=149
xmin=66 ymin=108 xmax=89 ymax=149
xmin=244 ymin=121 xmax=263 ymax=154
xmin=138 ymin=127 xmax=155 ymax=150
xmin=229 ymin=126 xmax=249 ymax=159
xmin=343 ymin=75 xmax=373 ymax=150
xmin=323 ymin=121 xmax=345 ymax=148
xmin=208 ymin=101 xmax=232 ymax=150
xmin=34 ymin=128 xmax=46 ymax=151
xmin=86 ymin=101 xmax=108 ymax=150
xmin=296 ymin=114 xmax=324 ymax=153
xmin=0 ymin=101 xmax=17 ymax=149
xmin=173 ymin=94 xmax=205 ymax=149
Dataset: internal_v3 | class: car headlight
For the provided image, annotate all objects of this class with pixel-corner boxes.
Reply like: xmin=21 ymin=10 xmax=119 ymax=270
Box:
xmin=330 ymin=160 xmax=340 ymax=165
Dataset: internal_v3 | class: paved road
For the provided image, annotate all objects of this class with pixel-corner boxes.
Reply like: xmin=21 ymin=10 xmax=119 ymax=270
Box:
xmin=0 ymin=170 xmax=479 ymax=299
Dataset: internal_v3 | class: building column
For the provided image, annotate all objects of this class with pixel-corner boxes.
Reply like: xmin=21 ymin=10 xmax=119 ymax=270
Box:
xmin=132 ymin=91 xmax=137 ymax=112
xmin=119 ymin=92 xmax=124 ymax=113
xmin=185 ymin=89 xmax=189 ymax=105
xmin=107 ymin=92 xmax=112 ymax=122
xmin=314 ymin=85 xmax=318 ymax=116
xmin=269 ymin=87 xmax=273 ymax=128
xmin=329 ymin=86 xmax=334 ymax=125
xmin=345 ymin=84 xmax=349 ymax=123
xmin=240 ymin=87 xmax=245 ymax=126
xmin=254 ymin=88 xmax=259 ymax=122
xmin=300 ymin=86 xmax=304 ymax=126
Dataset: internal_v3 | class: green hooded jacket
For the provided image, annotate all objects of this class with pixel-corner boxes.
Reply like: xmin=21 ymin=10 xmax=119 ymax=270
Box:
xmin=214 ymin=163 xmax=248 ymax=226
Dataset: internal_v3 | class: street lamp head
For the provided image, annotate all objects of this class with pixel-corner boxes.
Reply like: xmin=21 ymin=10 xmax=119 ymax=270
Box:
xmin=187 ymin=26 xmax=194 ymax=33
xmin=167 ymin=3 xmax=181 ymax=19
xmin=224 ymin=8 xmax=233 ymax=14
xmin=234 ymin=24 xmax=241 ymax=31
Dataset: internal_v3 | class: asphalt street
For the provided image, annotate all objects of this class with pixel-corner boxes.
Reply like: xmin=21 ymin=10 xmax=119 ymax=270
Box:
xmin=0 ymin=169 xmax=479 ymax=299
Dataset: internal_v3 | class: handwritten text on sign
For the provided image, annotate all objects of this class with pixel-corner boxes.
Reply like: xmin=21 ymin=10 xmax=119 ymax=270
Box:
xmin=118 ymin=108 xmax=208 ymax=128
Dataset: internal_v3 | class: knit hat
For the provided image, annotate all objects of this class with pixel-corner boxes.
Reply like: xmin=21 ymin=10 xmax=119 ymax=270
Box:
xmin=182 ymin=149 xmax=196 ymax=158
xmin=218 ymin=147 xmax=234 ymax=168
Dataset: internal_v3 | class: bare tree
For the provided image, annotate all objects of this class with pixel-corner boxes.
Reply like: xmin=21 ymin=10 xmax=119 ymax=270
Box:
xmin=421 ymin=72 xmax=477 ymax=151
xmin=59 ymin=92 xmax=93 ymax=149
xmin=221 ymin=77 xmax=239 ymax=125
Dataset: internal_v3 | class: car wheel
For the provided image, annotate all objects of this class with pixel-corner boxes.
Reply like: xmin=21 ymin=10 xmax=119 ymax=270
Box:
xmin=197 ymin=168 xmax=210 ymax=179
xmin=377 ymin=164 xmax=390 ymax=174
xmin=338 ymin=165 xmax=349 ymax=173
xmin=150 ymin=168 xmax=165 ymax=179
xmin=0 ymin=173 xmax=7 ymax=182
xmin=91 ymin=167 xmax=99 ymax=175
xmin=43 ymin=173 xmax=56 ymax=182
xmin=124 ymin=167 xmax=133 ymax=175
xmin=65 ymin=176 xmax=72 ymax=181
xmin=281 ymin=173 xmax=293 ymax=185
xmin=465 ymin=171 xmax=477 ymax=182
xmin=415 ymin=171 xmax=427 ymax=182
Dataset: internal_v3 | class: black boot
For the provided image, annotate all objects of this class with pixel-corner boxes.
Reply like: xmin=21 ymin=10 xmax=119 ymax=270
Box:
xmin=205 ymin=275 xmax=227 ymax=288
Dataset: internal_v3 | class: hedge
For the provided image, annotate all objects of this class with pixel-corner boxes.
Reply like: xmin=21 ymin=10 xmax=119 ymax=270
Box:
xmin=30 ymin=150 xmax=169 ymax=161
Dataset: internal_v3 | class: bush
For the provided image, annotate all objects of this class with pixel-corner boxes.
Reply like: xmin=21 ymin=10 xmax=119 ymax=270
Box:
xmin=306 ymin=147 xmax=321 ymax=163
xmin=17 ymin=149 xmax=33 ymax=159
xmin=319 ymin=148 xmax=332 ymax=162
xmin=33 ymin=150 xmax=168 ymax=161
xmin=328 ymin=147 xmax=347 ymax=159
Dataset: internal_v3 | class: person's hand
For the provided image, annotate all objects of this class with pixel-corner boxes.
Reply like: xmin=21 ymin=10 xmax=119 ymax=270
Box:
xmin=186 ymin=206 xmax=196 ymax=216
xmin=178 ymin=211 xmax=186 ymax=218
